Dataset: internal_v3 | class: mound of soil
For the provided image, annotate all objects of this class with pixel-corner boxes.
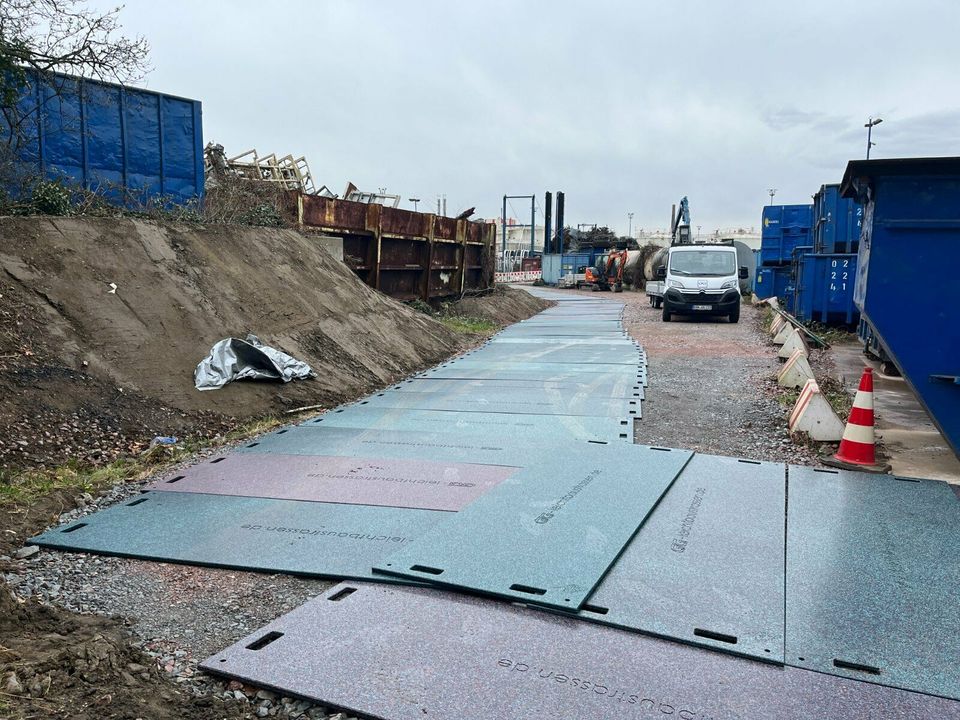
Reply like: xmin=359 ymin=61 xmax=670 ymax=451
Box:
xmin=0 ymin=217 xmax=463 ymax=469
xmin=0 ymin=585 xmax=239 ymax=719
xmin=448 ymin=285 xmax=551 ymax=325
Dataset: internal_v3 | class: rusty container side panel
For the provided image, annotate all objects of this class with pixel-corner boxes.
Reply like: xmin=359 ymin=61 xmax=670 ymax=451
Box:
xmin=294 ymin=192 xmax=494 ymax=301
xmin=379 ymin=269 xmax=423 ymax=301
xmin=432 ymin=242 xmax=460 ymax=269
xmin=428 ymin=268 xmax=460 ymax=297
xmin=463 ymin=267 xmax=486 ymax=291
xmin=464 ymin=244 xmax=483 ymax=269
xmin=342 ymin=235 xmax=375 ymax=269
xmin=434 ymin=216 xmax=457 ymax=241
xmin=382 ymin=206 xmax=430 ymax=237
xmin=380 ymin=238 xmax=427 ymax=268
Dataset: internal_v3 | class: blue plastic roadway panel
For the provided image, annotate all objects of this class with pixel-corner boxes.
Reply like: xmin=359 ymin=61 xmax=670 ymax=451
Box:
xmin=29 ymin=491 xmax=444 ymax=581
xmin=422 ymin=361 xmax=648 ymax=387
xmin=425 ymin=360 xmax=643 ymax=375
xmin=487 ymin=337 xmax=637 ymax=345
xmin=385 ymin=377 xmax=644 ymax=400
xmin=298 ymin=408 xmax=633 ymax=441
xmin=146 ymin=453 xmax=518 ymax=512
xmin=241 ymin=424 xmax=634 ymax=466
xmin=373 ymin=444 xmax=693 ymax=611
xmin=576 ymin=454 xmax=786 ymax=663
xmin=463 ymin=346 xmax=644 ymax=365
xmin=786 ymin=465 xmax=960 ymax=700
xmin=495 ymin=332 xmax=630 ymax=339
xmin=202 ymin=583 xmax=960 ymax=720
xmin=347 ymin=388 xmax=642 ymax=418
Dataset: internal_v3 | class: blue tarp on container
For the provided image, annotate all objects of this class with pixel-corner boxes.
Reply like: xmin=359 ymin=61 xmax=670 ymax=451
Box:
xmin=842 ymin=157 xmax=960 ymax=457
xmin=2 ymin=69 xmax=204 ymax=206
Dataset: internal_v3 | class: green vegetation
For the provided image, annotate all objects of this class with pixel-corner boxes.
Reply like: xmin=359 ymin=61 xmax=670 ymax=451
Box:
xmin=406 ymin=298 xmax=497 ymax=336
xmin=0 ymin=416 xmax=282 ymax=507
xmin=438 ymin=315 xmax=497 ymax=335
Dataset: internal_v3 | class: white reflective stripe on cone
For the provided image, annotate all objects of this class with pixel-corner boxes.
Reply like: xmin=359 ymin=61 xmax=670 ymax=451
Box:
xmin=841 ymin=421 xmax=874 ymax=444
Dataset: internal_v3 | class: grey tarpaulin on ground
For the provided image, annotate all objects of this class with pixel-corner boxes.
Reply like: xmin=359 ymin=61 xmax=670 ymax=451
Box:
xmin=194 ymin=334 xmax=314 ymax=391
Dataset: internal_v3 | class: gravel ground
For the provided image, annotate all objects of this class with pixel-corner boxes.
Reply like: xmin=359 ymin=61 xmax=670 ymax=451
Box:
xmin=555 ymin=287 xmax=819 ymax=464
xmin=4 ymin=288 xmax=818 ymax=718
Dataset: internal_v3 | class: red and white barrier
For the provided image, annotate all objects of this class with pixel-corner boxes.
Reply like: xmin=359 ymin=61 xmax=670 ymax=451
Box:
xmin=495 ymin=271 xmax=542 ymax=284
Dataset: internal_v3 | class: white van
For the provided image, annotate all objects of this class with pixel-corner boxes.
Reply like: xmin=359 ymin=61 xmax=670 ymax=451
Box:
xmin=646 ymin=243 xmax=747 ymax=323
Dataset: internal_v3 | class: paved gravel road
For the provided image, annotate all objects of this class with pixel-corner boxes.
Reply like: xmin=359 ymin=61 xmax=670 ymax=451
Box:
xmin=554 ymin=287 xmax=817 ymax=464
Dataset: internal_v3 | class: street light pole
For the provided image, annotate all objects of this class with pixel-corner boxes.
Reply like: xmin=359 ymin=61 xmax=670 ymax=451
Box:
xmin=627 ymin=212 xmax=633 ymax=239
xmin=767 ymin=188 xmax=777 ymax=206
xmin=408 ymin=197 xmax=420 ymax=212
xmin=865 ymin=117 xmax=883 ymax=159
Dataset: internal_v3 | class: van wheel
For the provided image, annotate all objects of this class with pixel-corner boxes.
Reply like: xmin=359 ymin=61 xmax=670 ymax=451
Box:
xmin=661 ymin=306 xmax=671 ymax=322
xmin=728 ymin=306 xmax=740 ymax=323
xmin=654 ymin=297 xmax=662 ymax=309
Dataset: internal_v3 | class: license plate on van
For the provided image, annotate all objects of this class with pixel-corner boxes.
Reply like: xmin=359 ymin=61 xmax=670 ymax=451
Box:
xmin=692 ymin=304 xmax=712 ymax=311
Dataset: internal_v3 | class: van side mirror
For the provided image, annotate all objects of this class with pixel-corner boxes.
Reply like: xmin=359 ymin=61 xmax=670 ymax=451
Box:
xmin=656 ymin=266 xmax=666 ymax=280
xmin=738 ymin=266 xmax=749 ymax=279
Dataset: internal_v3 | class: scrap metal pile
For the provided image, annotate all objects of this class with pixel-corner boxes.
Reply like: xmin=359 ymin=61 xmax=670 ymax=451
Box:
xmin=29 ymin=289 xmax=960 ymax=718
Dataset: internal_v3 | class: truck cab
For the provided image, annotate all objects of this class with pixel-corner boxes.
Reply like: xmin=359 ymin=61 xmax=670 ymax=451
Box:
xmin=653 ymin=243 xmax=747 ymax=323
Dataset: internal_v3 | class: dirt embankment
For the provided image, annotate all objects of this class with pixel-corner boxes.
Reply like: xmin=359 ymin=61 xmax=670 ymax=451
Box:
xmin=0 ymin=217 xmax=468 ymax=469
xmin=449 ymin=285 xmax=551 ymax=325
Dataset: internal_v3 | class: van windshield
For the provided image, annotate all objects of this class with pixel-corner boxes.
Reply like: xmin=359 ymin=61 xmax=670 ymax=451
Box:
xmin=669 ymin=250 xmax=736 ymax=277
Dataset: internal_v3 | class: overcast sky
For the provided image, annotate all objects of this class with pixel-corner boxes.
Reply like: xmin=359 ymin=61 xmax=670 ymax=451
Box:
xmin=98 ymin=0 xmax=960 ymax=233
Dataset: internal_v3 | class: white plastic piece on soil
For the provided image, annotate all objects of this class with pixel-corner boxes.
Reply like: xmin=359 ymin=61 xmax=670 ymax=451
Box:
xmin=777 ymin=349 xmax=815 ymax=388
xmin=777 ymin=328 xmax=808 ymax=360
xmin=788 ymin=378 xmax=845 ymax=441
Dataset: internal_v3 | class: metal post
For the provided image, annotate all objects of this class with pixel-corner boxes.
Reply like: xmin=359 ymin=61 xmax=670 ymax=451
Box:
xmin=627 ymin=212 xmax=633 ymax=239
xmin=530 ymin=195 xmax=535 ymax=255
xmin=865 ymin=117 xmax=883 ymax=159
xmin=544 ymin=192 xmax=552 ymax=254
xmin=556 ymin=192 xmax=565 ymax=255
xmin=501 ymin=195 xmax=507 ymax=266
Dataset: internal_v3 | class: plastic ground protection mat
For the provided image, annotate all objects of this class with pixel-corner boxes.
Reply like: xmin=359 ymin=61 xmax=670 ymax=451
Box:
xmin=241 ymin=424 xmax=635 ymax=467
xmin=29 ymin=492 xmax=445 ymax=581
xmin=423 ymin=360 xmax=647 ymax=377
xmin=464 ymin=346 xmax=644 ymax=365
xmin=786 ymin=466 xmax=960 ymax=701
xmin=574 ymin=454 xmax=786 ymax=663
xmin=147 ymin=454 xmax=519 ymax=512
xmin=346 ymin=388 xmax=642 ymax=419
xmin=421 ymin=363 xmax=648 ymax=387
xmin=384 ymin=377 xmax=644 ymax=401
xmin=374 ymin=444 xmax=692 ymax=611
xmin=202 ymin=583 xmax=960 ymax=720
xmin=298 ymin=409 xmax=634 ymax=441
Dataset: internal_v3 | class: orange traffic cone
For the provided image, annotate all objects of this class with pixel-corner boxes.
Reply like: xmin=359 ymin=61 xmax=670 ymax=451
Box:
xmin=823 ymin=367 xmax=890 ymax=473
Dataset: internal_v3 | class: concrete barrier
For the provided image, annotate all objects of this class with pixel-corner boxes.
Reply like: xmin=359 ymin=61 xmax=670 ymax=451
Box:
xmin=772 ymin=322 xmax=794 ymax=345
xmin=769 ymin=315 xmax=786 ymax=335
xmin=778 ymin=328 xmax=808 ymax=360
xmin=788 ymin=378 xmax=845 ymax=441
xmin=777 ymin=349 xmax=815 ymax=388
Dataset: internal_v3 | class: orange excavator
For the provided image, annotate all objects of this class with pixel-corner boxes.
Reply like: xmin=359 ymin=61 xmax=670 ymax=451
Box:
xmin=584 ymin=249 xmax=628 ymax=292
